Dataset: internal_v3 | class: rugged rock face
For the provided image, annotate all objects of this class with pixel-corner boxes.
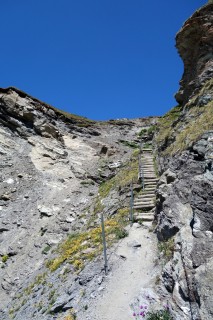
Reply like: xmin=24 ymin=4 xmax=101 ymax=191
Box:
xmin=154 ymin=3 xmax=213 ymax=320
xmin=0 ymin=87 xmax=158 ymax=319
xmin=175 ymin=3 xmax=213 ymax=105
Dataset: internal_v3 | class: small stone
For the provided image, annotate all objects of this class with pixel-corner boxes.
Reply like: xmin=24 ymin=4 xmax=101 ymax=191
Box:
xmin=127 ymin=240 xmax=141 ymax=248
xmin=0 ymin=194 xmax=11 ymax=201
xmin=38 ymin=205 xmax=53 ymax=217
xmin=97 ymin=276 xmax=103 ymax=285
xmin=4 ymin=178 xmax=14 ymax=184
xmin=65 ymin=217 xmax=75 ymax=223
xmin=82 ymin=248 xmax=95 ymax=255
xmin=133 ymin=222 xmax=141 ymax=228
xmin=97 ymin=286 xmax=104 ymax=292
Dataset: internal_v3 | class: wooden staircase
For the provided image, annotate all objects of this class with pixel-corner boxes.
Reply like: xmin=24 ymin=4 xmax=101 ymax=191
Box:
xmin=133 ymin=148 xmax=157 ymax=225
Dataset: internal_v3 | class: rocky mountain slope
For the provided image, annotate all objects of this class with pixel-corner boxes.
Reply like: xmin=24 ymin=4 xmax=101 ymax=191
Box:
xmin=0 ymin=86 xmax=158 ymax=319
xmin=154 ymin=3 xmax=213 ymax=320
xmin=0 ymin=3 xmax=213 ymax=320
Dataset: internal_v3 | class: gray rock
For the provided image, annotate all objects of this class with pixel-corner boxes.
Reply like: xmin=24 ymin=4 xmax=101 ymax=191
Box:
xmin=37 ymin=206 xmax=53 ymax=217
xmin=50 ymin=294 xmax=72 ymax=313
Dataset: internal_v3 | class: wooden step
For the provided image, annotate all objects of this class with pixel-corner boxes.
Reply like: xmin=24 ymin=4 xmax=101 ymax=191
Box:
xmin=141 ymin=161 xmax=153 ymax=163
xmin=144 ymin=184 xmax=156 ymax=188
xmin=142 ymin=187 xmax=156 ymax=191
xmin=140 ymin=193 xmax=155 ymax=197
xmin=137 ymin=192 xmax=155 ymax=197
xmin=143 ymin=176 xmax=157 ymax=179
xmin=134 ymin=214 xmax=154 ymax=221
xmin=134 ymin=199 xmax=155 ymax=204
xmin=136 ymin=195 xmax=155 ymax=200
xmin=139 ymin=173 xmax=157 ymax=177
xmin=140 ymin=171 xmax=155 ymax=174
xmin=134 ymin=204 xmax=155 ymax=210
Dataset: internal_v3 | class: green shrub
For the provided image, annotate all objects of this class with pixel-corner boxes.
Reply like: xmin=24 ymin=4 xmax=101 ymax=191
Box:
xmin=158 ymin=238 xmax=174 ymax=260
xmin=42 ymin=245 xmax=51 ymax=255
xmin=119 ymin=140 xmax=138 ymax=148
xmin=114 ymin=227 xmax=128 ymax=239
xmin=146 ymin=309 xmax=173 ymax=320
xmin=2 ymin=255 xmax=8 ymax=263
xmin=147 ymin=125 xmax=157 ymax=135
xmin=138 ymin=128 xmax=147 ymax=137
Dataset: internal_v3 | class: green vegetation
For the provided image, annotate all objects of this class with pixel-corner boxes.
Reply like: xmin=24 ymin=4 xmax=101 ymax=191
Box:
xmin=99 ymin=178 xmax=116 ymax=199
xmin=155 ymin=79 xmax=213 ymax=155
xmin=24 ymin=273 xmax=47 ymax=296
xmin=155 ymin=105 xmax=182 ymax=149
xmin=60 ymin=310 xmax=76 ymax=320
xmin=46 ymin=214 xmax=128 ymax=272
xmin=146 ymin=309 xmax=173 ymax=320
xmin=138 ymin=128 xmax=147 ymax=137
xmin=166 ymin=100 xmax=213 ymax=154
xmin=138 ymin=125 xmax=156 ymax=137
xmin=8 ymin=273 xmax=48 ymax=318
xmin=42 ymin=245 xmax=51 ymax=255
xmin=143 ymin=142 xmax=152 ymax=149
xmin=147 ymin=125 xmax=157 ymax=135
xmin=158 ymin=238 xmax=175 ymax=261
xmin=92 ymin=155 xmax=138 ymax=216
xmin=114 ymin=227 xmax=128 ymax=239
xmin=2 ymin=255 xmax=9 ymax=263
xmin=93 ymin=197 xmax=104 ymax=214
xmin=119 ymin=140 xmax=138 ymax=148
xmin=80 ymin=179 xmax=95 ymax=186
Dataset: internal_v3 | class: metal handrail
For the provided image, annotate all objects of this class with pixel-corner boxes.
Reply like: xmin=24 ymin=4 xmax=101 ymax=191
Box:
xmin=138 ymin=154 xmax=145 ymax=190
xmin=129 ymin=180 xmax=134 ymax=225
xmin=101 ymin=213 xmax=108 ymax=274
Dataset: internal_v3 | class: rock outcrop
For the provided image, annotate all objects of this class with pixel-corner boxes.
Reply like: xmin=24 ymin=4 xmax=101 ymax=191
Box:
xmin=175 ymin=3 xmax=213 ymax=105
xmin=154 ymin=3 xmax=213 ymax=320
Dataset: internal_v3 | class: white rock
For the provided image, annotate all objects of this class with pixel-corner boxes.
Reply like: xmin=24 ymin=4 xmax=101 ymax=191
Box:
xmin=4 ymin=178 xmax=14 ymax=184
xmin=38 ymin=206 xmax=53 ymax=217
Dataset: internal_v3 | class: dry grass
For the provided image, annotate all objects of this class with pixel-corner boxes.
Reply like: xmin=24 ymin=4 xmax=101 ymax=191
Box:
xmin=166 ymin=101 xmax=213 ymax=154
xmin=155 ymin=78 xmax=213 ymax=155
xmin=46 ymin=215 xmax=128 ymax=272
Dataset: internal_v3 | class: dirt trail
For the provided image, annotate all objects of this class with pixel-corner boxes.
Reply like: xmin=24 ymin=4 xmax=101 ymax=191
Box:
xmin=81 ymin=223 xmax=158 ymax=320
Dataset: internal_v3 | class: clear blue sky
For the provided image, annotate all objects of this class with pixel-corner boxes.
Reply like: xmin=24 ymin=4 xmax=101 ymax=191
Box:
xmin=1 ymin=0 xmax=206 ymax=120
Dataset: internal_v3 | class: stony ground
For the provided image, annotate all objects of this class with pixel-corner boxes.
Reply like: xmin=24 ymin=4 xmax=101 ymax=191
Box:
xmin=79 ymin=223 xmax=158 ymax=320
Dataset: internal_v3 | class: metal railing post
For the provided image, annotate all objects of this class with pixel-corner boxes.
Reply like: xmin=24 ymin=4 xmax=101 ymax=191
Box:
xmin=138 ymin=154 xmax=145 ymax=190
xmin=141 ymin=161 xmax=145 ymax=190
xmin=129 ymin=180 xmax=134 ymax=226
xmin=101 ymin=213 xmax=108 ymax=274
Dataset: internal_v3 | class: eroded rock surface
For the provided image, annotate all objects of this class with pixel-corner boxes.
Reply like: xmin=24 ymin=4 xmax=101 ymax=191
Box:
xmin=154 ymin=3 xmax=213 ymax=320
